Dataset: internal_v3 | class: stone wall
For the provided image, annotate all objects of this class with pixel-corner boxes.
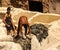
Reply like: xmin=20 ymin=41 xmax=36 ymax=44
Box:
xmin=0 ymin=0 xmax=60 ymax=14
xmin=10 ymin=0 xmax=29 ymax=10
xmin=1 ymin=0 xmax=29 ymax=10
xmin=1 ymin=0 xmax=10 ymax=7
xmin=49 ymin=0 xmax=60 ymax=14
xmin=42 ymin=0 xmax=49 ymax=13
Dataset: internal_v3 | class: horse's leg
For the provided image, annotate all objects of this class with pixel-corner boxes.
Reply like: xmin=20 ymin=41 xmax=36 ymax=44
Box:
xmin=14 ymin=19 xmax=21 ymax=38
xmin=20 ymin=24 xmax=26 ymax=39
xmin=27 ymin=23 xmax=30 ymax=34
xmin=24 ymin=24 xmax=27 ymax=36
xmin=20 ymin=24 xmax=23 ymax=37
xmin=25 ymin=26 xmax=27 ymax=36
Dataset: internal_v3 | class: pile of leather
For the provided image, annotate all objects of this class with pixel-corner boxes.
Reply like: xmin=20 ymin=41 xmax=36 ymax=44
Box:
xmin=14 ymin=36 xmax=31 ymax=50
xmin=30 ymin=24 xmax=48 ymax=42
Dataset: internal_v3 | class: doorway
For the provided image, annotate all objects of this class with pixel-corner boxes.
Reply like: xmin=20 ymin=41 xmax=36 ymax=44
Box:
xmin=29 ymin=1 xmax=43 ymax=12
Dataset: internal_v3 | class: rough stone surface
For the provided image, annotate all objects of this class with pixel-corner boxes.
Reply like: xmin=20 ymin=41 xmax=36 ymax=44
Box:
xmin=0 ymin=7 xmax=60 ymax=50
xmin=0 ymin=42 xmax=22 ymax=50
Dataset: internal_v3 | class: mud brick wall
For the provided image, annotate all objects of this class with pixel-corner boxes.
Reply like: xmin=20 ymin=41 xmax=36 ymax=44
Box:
xmin=1 ymin=0 xmax=10 ymax=6
xmin=49 ymin=0 xmax=60 ymax=14
xmin=0 ymin=0 xmax=60 ymax=14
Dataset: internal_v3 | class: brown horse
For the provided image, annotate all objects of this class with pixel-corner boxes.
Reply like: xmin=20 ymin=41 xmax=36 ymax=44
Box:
xmin=15 ymin=16 xmax=30 ymax=38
